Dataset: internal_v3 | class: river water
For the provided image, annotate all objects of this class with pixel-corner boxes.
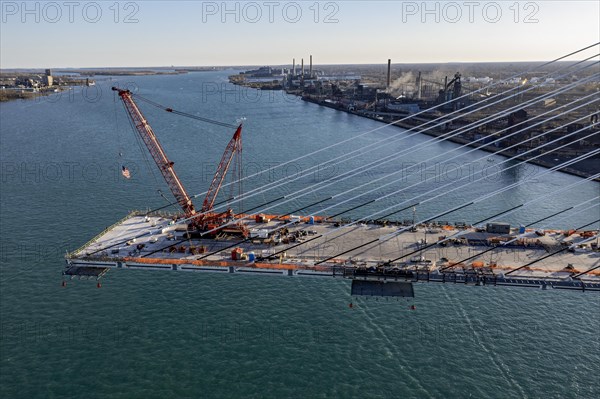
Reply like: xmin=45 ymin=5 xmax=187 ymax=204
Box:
xmin=0 ymin=71 xmax=598 ymax=398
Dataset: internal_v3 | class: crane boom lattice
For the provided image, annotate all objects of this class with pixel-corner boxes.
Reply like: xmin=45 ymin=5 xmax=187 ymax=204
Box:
xmin=203 ymin=124 xmax=242 ymax=213
xmin=112 ymin=87 xmax=196 ymax=217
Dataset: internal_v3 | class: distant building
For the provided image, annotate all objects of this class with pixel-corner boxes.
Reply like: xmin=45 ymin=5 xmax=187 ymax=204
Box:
xmin=43 ymin=69 xmax=53 ymax=87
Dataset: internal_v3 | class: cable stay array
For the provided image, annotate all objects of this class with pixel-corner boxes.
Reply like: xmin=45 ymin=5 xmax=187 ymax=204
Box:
xmin=64 ymin=43 xmax=600 ymax=294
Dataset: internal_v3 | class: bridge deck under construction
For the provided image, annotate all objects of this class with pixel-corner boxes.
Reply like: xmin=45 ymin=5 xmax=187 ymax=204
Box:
xmin=65 ymin=213 xmax=600 ymax=293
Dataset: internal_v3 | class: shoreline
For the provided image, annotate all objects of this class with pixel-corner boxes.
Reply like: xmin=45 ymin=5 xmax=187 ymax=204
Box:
xmin=0 ymin=87 xmax=67 ymax=102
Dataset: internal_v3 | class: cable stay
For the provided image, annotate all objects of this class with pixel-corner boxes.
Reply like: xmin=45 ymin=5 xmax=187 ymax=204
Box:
xmin=190 ymin=65 xmax=600 ymax=220
xmin=180 ymin=49 xmax=600 ymax=205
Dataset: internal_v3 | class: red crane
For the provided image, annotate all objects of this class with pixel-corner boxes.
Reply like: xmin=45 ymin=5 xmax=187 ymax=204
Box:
xmin=113 ymin=87 xmax=246 ymax=236
xmin=112 ymin=87 xmax=196 ymax=217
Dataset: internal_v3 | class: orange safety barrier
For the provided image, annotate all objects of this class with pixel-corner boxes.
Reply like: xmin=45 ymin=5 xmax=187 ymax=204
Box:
xmin=123 ymin=256 xmax=333 ymax=272
xmin=124 ymin=256 xmax=243 ymax=268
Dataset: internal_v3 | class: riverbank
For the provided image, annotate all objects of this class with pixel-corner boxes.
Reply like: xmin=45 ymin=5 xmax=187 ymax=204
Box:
xmin=0 ymin=87 xmax=65 ymax=102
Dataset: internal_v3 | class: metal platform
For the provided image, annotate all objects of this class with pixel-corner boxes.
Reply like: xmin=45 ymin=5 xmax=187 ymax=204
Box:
xmin=63 ymin=265 xmax=109 ymax=279
xmin=64 ymin=212 xmax=600 ymax=295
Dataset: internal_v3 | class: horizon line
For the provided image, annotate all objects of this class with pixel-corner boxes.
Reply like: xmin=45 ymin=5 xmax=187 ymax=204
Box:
xmin=2 ymin=59 xmax=598 ymax=71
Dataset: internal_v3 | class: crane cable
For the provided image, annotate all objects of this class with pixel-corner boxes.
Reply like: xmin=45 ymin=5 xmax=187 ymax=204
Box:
xmin=123 ymin=102 xmax=162 ymax=189
xmin=131 ymin=93 xmax=238 ymax=129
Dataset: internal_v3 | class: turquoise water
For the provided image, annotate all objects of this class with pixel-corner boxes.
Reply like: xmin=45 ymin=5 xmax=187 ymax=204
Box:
xmin=1 ymin=71 xmax=598 ymax=398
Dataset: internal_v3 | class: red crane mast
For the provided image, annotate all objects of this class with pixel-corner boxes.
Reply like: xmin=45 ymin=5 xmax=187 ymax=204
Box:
xmin=202 ymin=124 xmax=242 ymax=213
xmin=112 ymin=87 xmax=196 ymax=217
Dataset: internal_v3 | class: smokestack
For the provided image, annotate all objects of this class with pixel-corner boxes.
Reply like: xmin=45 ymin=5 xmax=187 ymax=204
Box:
xmin=301 ymin=58 xmax=304 ymax=76
xmin=444 ymin=76 xmax=448 ymax=99
xmin=386 ymin=59 xmax=391 ymax=89
xmin=417 ymin=71 xmax=422 ymax=100
xmin=292 ymin=58 xmax=295 ymax=75
xmin=309 ymin=55 xmax=313 ymax=77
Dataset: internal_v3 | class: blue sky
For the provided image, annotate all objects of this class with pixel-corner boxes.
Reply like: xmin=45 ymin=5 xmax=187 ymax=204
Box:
xmin=1 ymin=1 xmax=599 ymax=68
